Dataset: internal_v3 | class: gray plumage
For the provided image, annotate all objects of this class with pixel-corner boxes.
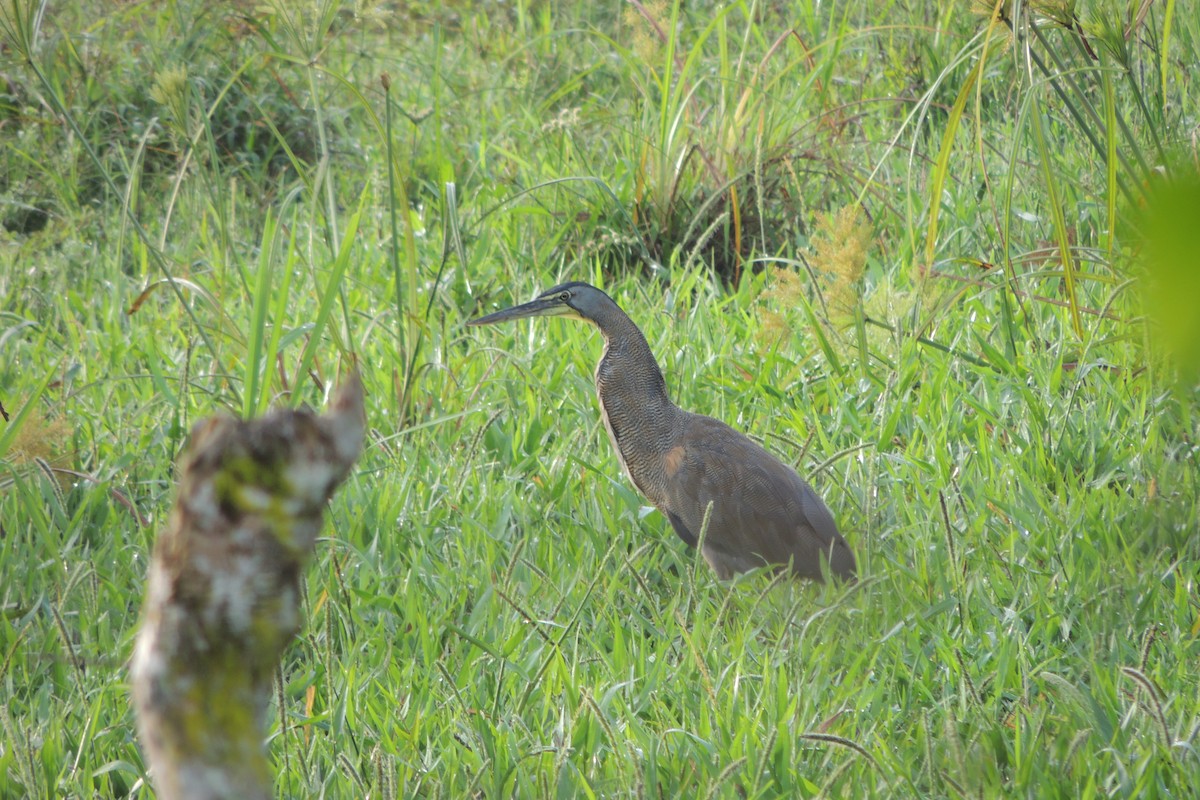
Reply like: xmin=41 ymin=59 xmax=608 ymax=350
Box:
xmin=468 ymin=281 xmax=856 ymax=582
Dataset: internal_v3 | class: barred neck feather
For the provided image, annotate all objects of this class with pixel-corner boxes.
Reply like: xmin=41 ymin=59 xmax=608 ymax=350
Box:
xmin=589 ymin=301 xmax=683 ymax=503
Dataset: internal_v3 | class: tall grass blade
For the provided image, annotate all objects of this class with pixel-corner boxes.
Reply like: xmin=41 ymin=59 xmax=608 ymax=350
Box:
xmin=244 ymin=210 xmax=279 ymax=418
xmin=924 ymin=59 xmax=980 ymax=269
xmin=1029 ymin=96 xmax=1083 ymax=338
xmin=291 ymin=189 xmax=365 ymax=401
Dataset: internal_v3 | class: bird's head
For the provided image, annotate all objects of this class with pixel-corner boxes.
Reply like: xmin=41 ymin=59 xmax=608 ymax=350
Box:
xmin=467 ymin=281 xmax=610 ymax=327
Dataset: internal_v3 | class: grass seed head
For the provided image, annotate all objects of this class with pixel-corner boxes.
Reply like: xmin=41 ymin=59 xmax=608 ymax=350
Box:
xmin=809 ymin=204 xmax=872 ymax=326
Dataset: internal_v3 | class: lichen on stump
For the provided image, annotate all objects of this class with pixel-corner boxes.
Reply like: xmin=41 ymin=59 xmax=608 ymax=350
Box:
xmin=131 ymin=374 xmax=364 ymax=800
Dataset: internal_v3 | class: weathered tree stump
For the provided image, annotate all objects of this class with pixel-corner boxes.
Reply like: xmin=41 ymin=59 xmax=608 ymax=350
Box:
xmin=131 ymin=374 xmax=364 ymax=800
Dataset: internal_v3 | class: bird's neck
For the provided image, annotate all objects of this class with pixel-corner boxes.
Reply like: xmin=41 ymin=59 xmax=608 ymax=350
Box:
xmin=594 ymin=310 xmax=683 ymax=469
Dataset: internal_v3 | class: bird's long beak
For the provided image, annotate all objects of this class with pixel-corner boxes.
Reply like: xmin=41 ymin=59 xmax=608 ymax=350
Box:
xmin=467 ymin=296 xmax=575 ymax=327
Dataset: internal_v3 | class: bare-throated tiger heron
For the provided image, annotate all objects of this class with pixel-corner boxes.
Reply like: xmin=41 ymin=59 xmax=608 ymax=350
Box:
xmin=468 ymin=281 xmax=856 ymax=582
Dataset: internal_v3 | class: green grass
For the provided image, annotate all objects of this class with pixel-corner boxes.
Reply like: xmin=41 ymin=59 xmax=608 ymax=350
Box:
xmin=1 ymin=0 xmax=1198 ymax=797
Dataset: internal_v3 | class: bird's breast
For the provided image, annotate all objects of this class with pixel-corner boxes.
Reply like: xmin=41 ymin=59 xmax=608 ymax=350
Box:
xmin=592 ymin=336 xmax=682 ymax=510
xmin=596 ymin=386 xmax=646 ymax=492
xmin=595 ymin=390 xmax=678 ymax=510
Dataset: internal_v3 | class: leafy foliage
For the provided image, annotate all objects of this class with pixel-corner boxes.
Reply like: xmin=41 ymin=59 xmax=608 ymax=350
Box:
xmin=0 ymin=0 xmax=1197 ymax=797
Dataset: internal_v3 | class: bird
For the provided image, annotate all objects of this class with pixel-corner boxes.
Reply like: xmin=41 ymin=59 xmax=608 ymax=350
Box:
xmin=468 ymin=281 xmax=856 ymax=582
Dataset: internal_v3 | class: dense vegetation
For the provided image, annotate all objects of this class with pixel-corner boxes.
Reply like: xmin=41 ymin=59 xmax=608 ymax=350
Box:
xmin=1 ymin=0 xmax=1197 ymax=797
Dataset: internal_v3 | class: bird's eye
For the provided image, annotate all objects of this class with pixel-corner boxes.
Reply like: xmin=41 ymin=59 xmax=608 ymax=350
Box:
xmin=560 ymin=291 xmax=571 ymax=302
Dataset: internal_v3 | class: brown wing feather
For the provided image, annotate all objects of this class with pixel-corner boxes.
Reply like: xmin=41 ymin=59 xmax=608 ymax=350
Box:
xmin=661 ymin=414 xmax=855 ymax=581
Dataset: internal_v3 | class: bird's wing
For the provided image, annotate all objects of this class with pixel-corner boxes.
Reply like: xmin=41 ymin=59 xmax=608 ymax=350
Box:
xmin=662 ymin=414 xmax=853 ymax=580
xmin=664 ymin=510 xmax=699 ymax=547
